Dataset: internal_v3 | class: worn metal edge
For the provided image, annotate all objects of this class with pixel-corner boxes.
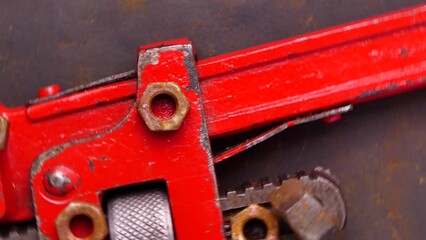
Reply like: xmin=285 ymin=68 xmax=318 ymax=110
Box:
xmin=28 ymin=70 xmax=136 ymax=106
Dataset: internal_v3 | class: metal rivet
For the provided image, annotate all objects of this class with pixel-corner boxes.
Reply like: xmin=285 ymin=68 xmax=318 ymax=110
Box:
xmin=44 ymin=165 xmax=80 ymax=197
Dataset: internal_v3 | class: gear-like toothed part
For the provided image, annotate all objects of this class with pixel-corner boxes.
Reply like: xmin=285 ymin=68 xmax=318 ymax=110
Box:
xmin=220 ymin=182 xmax=282 ymax=211
xmin=0 ymin=222 xmax=37 ymax=240
xmin=311 ymin=166 xmax=340 ymax=186
xmin=220 ymin=167 xmax=346 ymax=239
xmin=219 ymin=167 xmax=338 ymax=212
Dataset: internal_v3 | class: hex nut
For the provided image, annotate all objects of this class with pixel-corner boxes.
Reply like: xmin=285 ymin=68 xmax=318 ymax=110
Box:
xmin=138 ymin=82 xmax=190 ymax=131
xmin=0 ymin=116 xmax=8 ymax=151
xmin=231 ymin=204 xmax=279 ymax=240
xmin=56 ymin=201 xmax=107 ymax=240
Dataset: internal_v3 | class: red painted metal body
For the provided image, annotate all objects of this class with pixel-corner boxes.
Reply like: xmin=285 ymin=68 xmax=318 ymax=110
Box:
xmin=0 ymin=3 xmax=425 ymax=239
xmin=31 ymin=42 xmax=224 ymax=239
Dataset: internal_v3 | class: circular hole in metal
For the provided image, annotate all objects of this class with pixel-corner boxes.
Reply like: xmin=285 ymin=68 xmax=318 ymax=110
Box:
xmin=150 ymin=93 xmax=177 ymax=120
xmin=70 ymin=214 xmax=94 ymax=238
xmin=243 ymin=218 xmax=267 ymax=240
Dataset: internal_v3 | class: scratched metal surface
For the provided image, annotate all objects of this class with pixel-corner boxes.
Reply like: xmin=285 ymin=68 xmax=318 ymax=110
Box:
xmin=0 ymin=0 xmax=425 ymax=239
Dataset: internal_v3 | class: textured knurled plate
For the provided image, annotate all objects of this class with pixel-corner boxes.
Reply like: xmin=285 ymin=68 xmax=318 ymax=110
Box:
xmin=107 ymin=189 xmax=175 ymax=240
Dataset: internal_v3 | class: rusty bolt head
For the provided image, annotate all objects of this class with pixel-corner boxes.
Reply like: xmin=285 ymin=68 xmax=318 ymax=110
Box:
xmin=270 ymin=178 xmax=342 ymax=240
xmin=0 ymin=116 xmax=8 ymax=151
xmin=44 ymin=165 xmax=80 ymax=197
xmin=270 ymin=178 xmax=306 ymax=211
xmin=231 ymin=204 xmax=279 ymax=240
xmin=138 ymin=82 xmax=190 ymax=131
xmin=56 ymin=201 xmax=107 ymax=240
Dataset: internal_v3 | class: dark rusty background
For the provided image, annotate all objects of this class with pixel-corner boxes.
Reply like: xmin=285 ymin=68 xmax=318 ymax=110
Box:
xmin=0 ymin=0 xmax=425 ymax=239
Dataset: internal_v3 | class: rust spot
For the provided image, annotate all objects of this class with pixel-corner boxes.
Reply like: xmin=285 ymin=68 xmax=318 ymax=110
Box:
xmin=377 ymin=158 xmax=416 ymax=240
xmin=57 ymin=41 xmax=75 ymax=50
xmin=391 ymin=227 xmax=401 ymax=240
xmin=118 ymin=0 xmax=146 ymax=12
xmin=270 ymin=178 xmax=305 ymax=211
xmin=291 ymin=0 xmax=306 ymax=8
xmin=419 ymin=176 xmax=425 ymax=185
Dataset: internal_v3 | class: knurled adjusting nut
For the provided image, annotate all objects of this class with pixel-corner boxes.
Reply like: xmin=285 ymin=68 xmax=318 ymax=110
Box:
xmin=55 ymin=201 xmax=107 ymax=240
xmin=138 ymin=82 xmax=190 ymax=131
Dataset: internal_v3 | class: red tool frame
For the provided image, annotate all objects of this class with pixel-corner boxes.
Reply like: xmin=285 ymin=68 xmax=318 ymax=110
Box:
xmin=0 ymin=3 xmax=426 ymax=239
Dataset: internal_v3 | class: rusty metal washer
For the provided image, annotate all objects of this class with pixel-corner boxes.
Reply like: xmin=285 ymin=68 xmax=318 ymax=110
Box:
xmin=138 ymin=82 xmax=190 ymax=131
xmin=55 ymin=201 xmax=108 ymax=240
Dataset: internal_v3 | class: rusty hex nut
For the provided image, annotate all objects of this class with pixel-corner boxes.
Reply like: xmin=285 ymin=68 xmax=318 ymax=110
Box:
xmin=231 ymin=204 xmax=279 ymax=240
xmin=55 ymin=201 xmax=107 ymax=240
xmin=138 ymin=82 xmax=189 ymax=131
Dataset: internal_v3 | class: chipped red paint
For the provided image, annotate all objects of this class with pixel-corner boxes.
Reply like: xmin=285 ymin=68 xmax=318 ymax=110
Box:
xmin=0 ymin=3 xmax=425 ymax=239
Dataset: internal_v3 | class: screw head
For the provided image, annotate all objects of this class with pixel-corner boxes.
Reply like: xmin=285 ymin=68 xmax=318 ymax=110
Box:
xmin=44 ymin=165 xmax=80 ymax=197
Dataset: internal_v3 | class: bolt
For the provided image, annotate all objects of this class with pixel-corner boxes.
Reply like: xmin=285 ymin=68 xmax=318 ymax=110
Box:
xmin=38 ymin=84 xmax=61 ymax=98
xmin=270 ymin=178 xmax=342 ymax=240
xmin=0 ymin=116 xmax=8 ymax=151
xmin=44 ymin=166 xmax=80 ymax=197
